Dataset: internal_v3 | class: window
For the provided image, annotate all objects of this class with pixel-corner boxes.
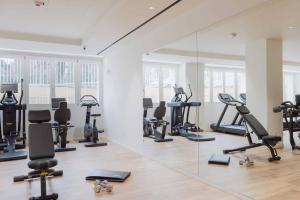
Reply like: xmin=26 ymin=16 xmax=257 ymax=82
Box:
xmin=283 ymin=72 xmax=295 ymax=101
xmin=0 ymin=57 xmax=22 ymax=99
xmin=143 ymin=62 xmax=178 ymax=103
xmin=162 ymin=67 xmax=176 ymax=102
xmin=0 ymin=53 xmax=102 ymax=105
xmin=237 ymin=72 xmax=246 ymax=96
xmin=144 ymin=64 xmax=160 ymax=103
xmin=204 ymin=70 xmax=211 ymax=102
xmin=55 ymin=61 xmax=75 ymax=103
xmin=212 ymin=71 xmax=224 ymax=102
xmin=81 ymin=62 xmax=99 ymax=100
xmin=204 ymin=67 xmax=246 ymax=103
xmin=224 ymin=72 xmax=235 ymax=97
xmin=29 ymin=59 xmax=51 ymax=104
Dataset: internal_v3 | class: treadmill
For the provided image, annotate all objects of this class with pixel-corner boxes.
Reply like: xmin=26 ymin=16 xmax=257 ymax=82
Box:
xmin=210 ymin=93 xmax=246 ymax=136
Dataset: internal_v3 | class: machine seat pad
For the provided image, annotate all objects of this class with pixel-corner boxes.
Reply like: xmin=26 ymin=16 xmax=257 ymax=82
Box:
xmin=28 ymin=158 xmax=57 ymax=170
xmin=262 ymin=136 xmax=281 ymax=143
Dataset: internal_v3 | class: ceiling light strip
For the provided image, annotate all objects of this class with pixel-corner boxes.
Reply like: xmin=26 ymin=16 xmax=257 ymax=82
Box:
xmin=96 ymin=0 xmax=183 ymax=55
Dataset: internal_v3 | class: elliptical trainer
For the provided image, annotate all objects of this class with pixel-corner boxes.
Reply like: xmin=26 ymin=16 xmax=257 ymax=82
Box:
xmin=0 ymin=79 xmax=27 ymax=161
xmin=79 ymin=95 xmax=107 ymax=147
xmin=167 ymin=84 xmax=215 ymax=142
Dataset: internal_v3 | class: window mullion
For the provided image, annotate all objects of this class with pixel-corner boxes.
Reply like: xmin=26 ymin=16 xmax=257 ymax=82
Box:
xmin=159 ymin=65 xmax=163 ymax=102
xmin=50 ymin=58 xmax=55 ymax=101
xmin=75 ymin=60 xmax=81 ymax=105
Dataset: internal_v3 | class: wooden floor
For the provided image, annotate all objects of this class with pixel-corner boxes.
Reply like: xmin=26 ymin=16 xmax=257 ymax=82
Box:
xmin=0 ymin=141 xmax=240 ymax=200
xmin=1 ymin=132 xmax=300 ymax=200
xmin=138 ymin=132 xmax=300 ymax=200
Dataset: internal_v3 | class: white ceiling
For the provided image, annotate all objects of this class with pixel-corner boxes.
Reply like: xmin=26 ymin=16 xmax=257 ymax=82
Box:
xmin=0 ymin=0 xmax=177 ymax=55
xmin=0 ymin=0 xmax=119 ymax=38
xmin=159 ymin=0 xmax=300 ymax=63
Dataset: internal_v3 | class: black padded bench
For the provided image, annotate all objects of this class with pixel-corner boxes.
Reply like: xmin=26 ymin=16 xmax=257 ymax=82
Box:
xmin=223 ymin=106 xmax=281 ymax=162
xmin=14 ymin=110 xmax=63 ymax=200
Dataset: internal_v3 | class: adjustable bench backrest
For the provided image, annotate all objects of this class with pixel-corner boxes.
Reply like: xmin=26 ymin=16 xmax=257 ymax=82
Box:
xmin=54 ymin=101 xmax=71 ymax=124
xmin=154 ymin=101 xmax=166 ymax=120
xmin=28 ymin=110 xmax=55 ymax=160
xmin=236 ymin=106 xmax=269 ymax=139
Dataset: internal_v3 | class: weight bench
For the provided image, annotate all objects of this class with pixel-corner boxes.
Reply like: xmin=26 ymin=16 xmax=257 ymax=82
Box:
xmin=223 ymin=106 xmax=281 ymax=162
xmin=14 ymin=110 xmax=63 ymax=200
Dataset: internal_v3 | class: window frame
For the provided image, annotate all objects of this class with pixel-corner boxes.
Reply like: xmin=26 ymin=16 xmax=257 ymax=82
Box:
xmin=143 ymin=61 xmax=179 ymax=103
xmin=204 ymin=66 xmax=245 ymax=103
xmin=0 ymin=51 xmax=102 ymax=106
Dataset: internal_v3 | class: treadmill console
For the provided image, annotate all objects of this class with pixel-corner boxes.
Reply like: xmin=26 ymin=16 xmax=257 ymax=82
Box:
xmin=174 ymin=87 xmax=185 ymax=95
xmin=143 ymin=98 xmax=153 ymax=109
xmin=51 ymin=98 xmax=66 ymax=110
xmin=218 ymin=93 xmax=234 ymax=102
xmin=1 ymin=83 xmax=18 ymax=93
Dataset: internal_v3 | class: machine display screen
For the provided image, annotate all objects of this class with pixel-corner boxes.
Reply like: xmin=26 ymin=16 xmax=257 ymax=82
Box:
xmin=51 ymin=98 xmax=66 ymax=109
xmin=0 ymin=83 xmax=18 ymax=93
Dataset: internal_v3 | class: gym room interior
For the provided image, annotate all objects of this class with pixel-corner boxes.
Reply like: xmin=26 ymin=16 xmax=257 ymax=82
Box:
xmin=0 ymin=0 xmax=300 ymax=199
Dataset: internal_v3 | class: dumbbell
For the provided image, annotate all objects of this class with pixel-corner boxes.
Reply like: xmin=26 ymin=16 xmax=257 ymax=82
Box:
xmin=94 ymin=180 xmax=113 ymax=193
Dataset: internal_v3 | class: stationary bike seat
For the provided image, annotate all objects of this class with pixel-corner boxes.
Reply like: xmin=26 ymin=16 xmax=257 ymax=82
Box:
xmin=91 ymin=114 xmax=101 ymax=117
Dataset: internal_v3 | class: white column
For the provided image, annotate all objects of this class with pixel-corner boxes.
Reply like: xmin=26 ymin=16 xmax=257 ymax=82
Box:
xmin=103 ymin=46 xmax=144 ymax=148
xmin=245 ymin=39 xmax=283 ymax=136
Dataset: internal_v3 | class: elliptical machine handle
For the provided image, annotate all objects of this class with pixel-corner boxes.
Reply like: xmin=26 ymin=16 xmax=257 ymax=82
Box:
xmin=186 ymin=84 xmax=192 ymax=102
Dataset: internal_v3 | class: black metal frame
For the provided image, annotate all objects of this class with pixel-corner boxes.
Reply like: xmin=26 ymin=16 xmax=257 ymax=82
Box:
xmin=286 ymin=110 xmax=300 ymax=150
xmin=79 ymin=95 xmax=107 ymax=147
xmin=144 ymin=118 xmax=173 ymax=142
xmin=223 ymin=119 xmax=280 ymax=162
xmin=274 ymin=100 xmax=300 ymax=150
xmin=0 ymin=80 xmax=27 ymax=161
xmin=210 ymin=93 xmax=246 ymax=136
xmin=14 ymin=168 xmax=62 ymax=200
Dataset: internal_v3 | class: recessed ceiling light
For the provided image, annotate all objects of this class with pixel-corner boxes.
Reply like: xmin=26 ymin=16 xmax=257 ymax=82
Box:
xmin=149 ymin=6 xmax=155 ymax=10
xmin=288 ymin=26 xmax=297 ymax=30
xmin=34 ymin=0 xmax=48 ymax=7
xmin=231 ymin=32 xmax=238 ymax=37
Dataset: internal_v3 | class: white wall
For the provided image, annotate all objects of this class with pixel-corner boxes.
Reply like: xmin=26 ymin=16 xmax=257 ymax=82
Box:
xmin=101 ymin=0 xmax=271 ymax=147
xmin=103 ymin=46 xmax=144 ymax=147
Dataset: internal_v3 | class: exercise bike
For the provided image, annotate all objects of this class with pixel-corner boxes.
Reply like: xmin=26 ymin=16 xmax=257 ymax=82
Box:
xmin=143 ymin=98 xmax=173 ymax=142
xmin=79 ymin=95 xmax=107 ymax=147
xmin=51 ymin=99 xmax=76 ymax=152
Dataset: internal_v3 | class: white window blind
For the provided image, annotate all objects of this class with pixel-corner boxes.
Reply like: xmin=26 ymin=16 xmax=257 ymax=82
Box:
xmin=144 ymin=64 xmax=160 ymax=103
xmin=0 ymin=57 xmax=22 ymax=99
xmin=55 ymin=61 xmax=75 ymax=103
xmin=204 ymin=67 xmax=246 ymax=103
xmin=29 ymin=59 xmax=51 ymax=104
xmin=81 ymin=62 xmax=99 ymax=99
xmin=143 ymin=62 xmax=179 ymax=103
